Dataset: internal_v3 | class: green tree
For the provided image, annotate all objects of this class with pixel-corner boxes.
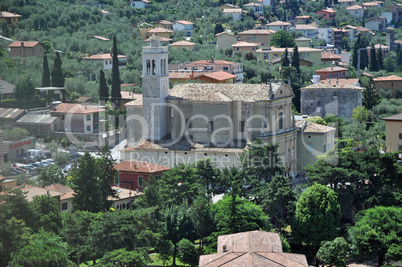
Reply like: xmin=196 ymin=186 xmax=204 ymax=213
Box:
xmin=291 ymin=45 xmax=300 ymax=73
xmin=376 ymin=46 xmax=384 ymax=70
xmin=270 ymin=30 xmax=295 ymax=48
xmin=316 ymin=237 xmax=349 ymax=267
xmin=369 ymin=44 xmax=378 ymax=72
xmin=351 ymin=36 xmax=359 ymax=69
xmin=384 ymin=51 xmax=396 ymax=72
xmin=190 ymin=196 xmax=215 ymax=254
xmin=42 ymin=54 xmax=51 ymax=87
xmin=363 ymin=77 xmax=380 ymax=111
xmin=31 ymin=195 xmax=62 ymax=233
xmin=11 ymin=230 xmax=75 ymax=267
xmin=342 ymin=37 xmax=350 ymax=51
xmin=348 ymin=206 xmax=402 ymax=267
xmin=292 ymin=184 xmax=341 ymax=250
xmin=177 ymin=239 xmax=199 ymax=267
xmin=282 ymin=48 xmax=290 ymax=67
xmin=214 ymin=23 xmax=224 ymax=35
xmin=195 ymin=158 xmax=220 ymax=193
xmin=305 ymin=116 xmax=327 ymax=125
xmin=39 ymin=165 xmax=66 ymax=186
xmin=397 ymin=43 xmax=402 ymax=66
xmin=98 ymin=248 xmax=150 ymax=267
xmin=352 ymin=106 xmax=369 ymax=123
xmin=111 ymin=35 xmax=122 ymax=106
xmin=14 ymin=76 xmax=36 ymax=100
xmin=99 ymin=69 xmax=109 ymax=101
xmin=96 ymin=148 xmax=118 ymax=211
xmin=51 ymin=52 xmax=65 ymax=87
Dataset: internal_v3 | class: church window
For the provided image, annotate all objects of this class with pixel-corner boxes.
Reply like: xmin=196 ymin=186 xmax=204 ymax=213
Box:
xmin=208 ymin=121 xmax=214 ymax=132
xmin=152 ymin=60 xmax=156 ymax=75
xmin=146 ymin=60 xmax=150 ymax=75
xmin=279 ymin=112 xmax=283 ymax=130
xmin=239 ymin=121 xmax=245 ymax=132
xmin=160 ymin=60 xmax=163 ymax=75
xmin=317 ymin=101 xmax=321 ymax=107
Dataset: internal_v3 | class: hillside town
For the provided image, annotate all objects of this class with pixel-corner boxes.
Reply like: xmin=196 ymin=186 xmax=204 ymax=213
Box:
xmin=0 ymin=0 xmax=401 ymax=266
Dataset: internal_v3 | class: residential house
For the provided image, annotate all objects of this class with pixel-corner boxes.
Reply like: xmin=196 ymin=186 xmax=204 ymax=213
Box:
xmin=169 ymin=72 xmax=197 ymax=84
xmin=317 ymin=9 xmax=337 ymax=20
xmin=295 ymin=15 xmax=312 ymax=24
xmin=267 ymin=21 xmax=291 ymax=32
xmin=124 ymin=38 xmax=298 ymax=173
xmin=294 ymin=37 xmax=312 ymax=47
xmin=146 ymin=27 xmax=173 ymax=39
xmin=296 ymin=120 xmax=336 ymax=169
xmin=256 ymin=47 xmax=322 ymax=65
xmin=362 ymin=1 xmax=384 ymax=8
xmin=315 ymin=66 xmax=348 ymax=79
xmin=0 ymin=176 xmax=16 ymax=192
xmin=173 ymin=20 xmax=194 ymax=37
xmin=260 ymin=0 xmax=271 ymax=6
xmin=381 ymin=5 xmax=402 ymax=25
xmin=15 ymin=114 xmax=58 ymax=138
xmin=120 ymin=91 xmax=142 ymax=108
xmin=0 ymin=11 xmax=21 ymax=28
xmin=198 ymin=71 xmax=237 ymax=83
xmin=373 ymin=75 xmax=402 ymax=97
xmin=215 ymin=32 xmax=238 ymax=50
xmin=338 ymin=0 xmax=354 ymax=6
xmin=243 ymin=2 xmax=264 ymax=16
xmin=50 ymin=103 xmax=105 ymax=134
xmin=345 ymin=25 xmax=371 ymax=41
xmin=128 ymin=0 xmax=150 ymax=8
xmin=321 ymin=52 xmax=342 ymax=64
xmin=144 ymin=37 xmax=172 ymax=43
xmin=320 ymin=78 xmax=360 ymax=86
xmin=382 ymin=113 xmax=402 ymax=152
xmin=93 ymin=35 xmax=110 ymax=41
xmin=318 ymin=27 xmax=334 ymax=45
xmin=222 ymin=8 xmax=244 ymax=21
xmin=238 ymin=29 xmax=275 ymax=47
xmin=366 ymin=44 xmax=389 ymax=59
xmin=232 ymin=41 xmax=259 ymax=55
xmin=199 ymin=231 xmax=308 ymax=267
xmin=114 ymin=161 xmax=170 ymax=191
xmin=0 ymin=79 xmax=15 ymax=101
xmin=169 ymin=59 xmax=244 ymax=84
xmin=82 ymin=53 xmax=127 ymax=76
xmin=44 ymin=184 xmax=75 ymax=213
xmin=110 ymin=186 xmax=143 ymax=210
xmin=365 ymin=17 xmax=387 ymax=32
xmin=289 ymin=25 xmax=318 ymax=39
xmin=346 ymin=5 xmax=364 ymax=18
xmin=0 ymin=108 xmax=25 ymax=128
xmin=0 ymin=131 xmax=3 ymax=162
xmin=332 ymin=28 xmax=349 ymax=47
xmin=9 ymin=41 xmax=43 ymax=58
xmin=170 ymin=40 xmax=196 ymax=50
xmin=300 ymin=80 xmax=363 ymax=121
xmin=100 ymin=9 xmax=110 ymax=17
xmin=155 ymin=20 xmax=173 ymax=30
xmin=218 ymin=4 xmax=239 ymax=11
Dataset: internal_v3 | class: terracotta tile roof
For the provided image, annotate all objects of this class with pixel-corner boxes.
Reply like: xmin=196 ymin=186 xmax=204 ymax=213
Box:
xmin=347 ymin=25 xmax=371 ymax=32
xmin=201 ymin=71 xmax=237 ymax=81
xmin=120 ymin=91 xmax=142 ymax=100
xmin=321 ymin=78 xmax=359 ymax=86
xmin=239 ymin=29 xmax=275 ymax=35
xmin=125 ymin=98 xmax=143 ymax=107
xmin=169 ymin=83 xmax=281 ymax=102
xmin=316 ymin=66 xmax=348 ymax=72
xmin=158 ymin=20 xmax=173 ymax=25
xmin=93 ymin=35 xmax=109 ymax=41
xmin=82 ymin=54 xmax=126 ymax=60
xmin=373 ymin=75 xmax=402 ymax=81
xmin=0 ymin=11 xmax=21 ymax=18
xmin=191 ymin=60 xmax=236 ymax=65
xmin=321 ymin=52 xmax=342 ymax=60
xmin=294 ymin=24 xmax=318 ymax=30
xmin=319 ymin=9 xmax=337 ymax=13
xmin=44 ymin=184 xmax=73 ymax=194
xmin=50 ymin=103 xmax=105 ymax=114
xmin=114 ymin=160 xmax=170 ymax=173
xmin=170 ymin=40 xmax=196 ymax=46
xmin=243 ymin=2 xmax=262 ymax=6
xmin=232 ymin=41 xmax=259 ymax=47
xmin=175 ymin=20 xmax=193 ymax=25
xmin=169 ymin=72 xmax=191 ymax=79
xmin=300 ymin=82 xmax=363 ymax=90
xmin=267 ymin=21 xmax=291 ymax=26
xmin=147 ymin=27 xmax=173 ymax=33
xmin=215 ymin=31 xmax=235 ymax=36
xmin=382 ymin=113 xmax=402 ymax=121
xmin=257 ymin=47 xmax=321 ymax=53
xmin=295 ymin=15 xmax=312 ymax=19
xmin=346 ymin=5 xmax=363 ymax=10
xmin=14 ymin=183 xmax=64 ymax=202
xmin=296 ymin=120 xmax=336 ymax=133
xmin=9 ymin=41 xmax=40 ymax=48
xmin=109 ymin=186 xmax=143 ymax=201
xmin=60 ymin=191 xmax=74 ymax=200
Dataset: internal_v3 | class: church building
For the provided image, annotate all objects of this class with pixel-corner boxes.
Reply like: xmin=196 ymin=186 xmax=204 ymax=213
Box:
xmin=121 ymin=36 xmax=298 ymax=173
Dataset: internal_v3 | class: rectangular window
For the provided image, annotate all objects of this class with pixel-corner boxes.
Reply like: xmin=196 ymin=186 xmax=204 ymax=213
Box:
xmin=94 ymin=123 xmax=99 ymax=130
xmin=61 ymin=202 xmax=68 ymax=210
xmin=223 ymin=67 xmax=229 ymax=71
xmin=399 ymin=145 xmax=402 ymax=151
xmin=307 ymin=53 xmax=310 ymax=58
xmin=86 ymin=114 xmax=91 ymax=121
xmin=279 ymin=112 xmax=283 ymax=130
xmin=139 ymin=176 xmax=143 ymax=187
xmin=105 ymin=61 xmax=108 ymax=65
xmin=274 ymin=54 xmax=278 ymax=58
xmin=399 ymin=133 xmax=402 ymax=140
xmin=317 ymin=101 xmax=321 ymax=107
xmin=208 ymin=121 xmax=214 ymax=132
xmin=240 ymin=121 xmax=245 ymax=132
xmin=155 ymin=175 xmax=161 ymax=181
xmin=87 ymin=126 xmax=91 ymax=131
xmin=61 ymin=115 xmax=65 ymax=120
xmin=237 ymin=48 xmax=239 ymax=51
xmin=333 ymin=91 xmax=338 ymax=96
xmin=308 ymin=144 xmax=312 ymax=152
xmin=263 ymin=53 xmax=268 ymax=59
xmin=324 ymin=144 xmax=327 ymax=153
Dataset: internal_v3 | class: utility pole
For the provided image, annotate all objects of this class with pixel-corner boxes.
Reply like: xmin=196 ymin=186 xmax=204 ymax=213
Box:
xmin=357 ymin=47 xmax=369 ymax=77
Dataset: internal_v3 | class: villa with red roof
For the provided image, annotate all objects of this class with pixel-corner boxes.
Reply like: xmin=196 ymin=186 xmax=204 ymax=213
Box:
xmin=170 ymin=40 xmax=196 ymax=50
xmin=82 ymin=53 xmax=127 ymax=72
xmin=173 ymin=20 xmax=194 ymax=36
xmin=0 ymin=11 xmax=21 ymax=28
xmin=317 ymin=9 xmax=337 ymax=20
xmin=114 ymin=161 xmax=170 ymax=191
xmin=232 ymin=41 xmax=260 ymax=55
xmin=373 ymin=75 xmax=402 ymax=97
xmin=9 ymin=41 xmax=43 ymax=58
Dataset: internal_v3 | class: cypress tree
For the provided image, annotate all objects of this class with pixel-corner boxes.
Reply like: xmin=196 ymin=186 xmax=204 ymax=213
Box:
xmin=111 ymin=35 xmax=121 ymax=105
xmin=397 ymin=43 xmax=402 ymax=66
xmin=51 ymin=52 xmax=64 ymax=87
xmin=352 ymin=37 xmax=359 ymax=69
xmin=282 ymin=48 xmax=290 ymax=67
xmin=369 ymin=44 xmax=378 ymax=71
xmin=359 ymin=34 xmax=369 ymax=70
xmin=363 ymin=77 xmax=380 ymax=110
xmin=99 ymin=69 xmax=109 ymax=101
xmin=291 ymin=45 xmax=300 ymax=73
xmin=42 ymin=54 xmax=50 ymax=87
xmin=376 ymin=46 xmax=384 ymax=70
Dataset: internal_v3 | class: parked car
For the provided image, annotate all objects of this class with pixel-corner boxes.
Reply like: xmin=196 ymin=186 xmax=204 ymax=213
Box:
xmin=42 ymin=159 xmax=55 ymax=165
xmin=31 ymin=162 xmax=42 ymax=168
xmin=24 ymin=164 xmax=37 ymax=171
xmin=63 ymin=163 xmax=74 ymax=173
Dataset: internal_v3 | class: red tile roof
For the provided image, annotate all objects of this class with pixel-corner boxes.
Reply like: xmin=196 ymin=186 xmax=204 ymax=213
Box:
xmin=320 ymin=78 xmax=359 ymax=86
xmin=50 ymin=103 xmax=105 ymax=114
xmin=175 ymin=20 xmax=193 ymax=25
xmin=232 ymin=41 xmax=259 ymax=47
xmin=120 ymin=91 xmax=142 ymax=100
xmin=316 ymin=66 xmax=348 ymax=72
xmin=82 ymin=54 xmax=126 ymax=60
xmin=373 ymin=75 xmax=402 ymax=81
xmin=0 ymin=11 xmax=21 ymax=18
xmin=201 ymin=71 xmax=237 ymax=81
xmin=114 ymin=160 xmax=170 ymax=173
xmin=267 ymin=21 xmax=291 ymax=26
xmin=170 ymin=40 xmax=196 ymax=46
xmin=239 ymin=29 xmax=275 ymax=35
xmin=321 ymin=52 xmax=342 ymax=60
xmin=9 ymin=41 xmax=40 ymax=48
xmin=147 ymin=27 xmax=173 ymax=33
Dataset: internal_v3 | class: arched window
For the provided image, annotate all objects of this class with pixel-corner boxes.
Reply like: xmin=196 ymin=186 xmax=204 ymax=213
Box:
xmin=152 ymin=60 xmax=156 ymax=75
xmin=146 ymin=60 xmax=150 ymax=75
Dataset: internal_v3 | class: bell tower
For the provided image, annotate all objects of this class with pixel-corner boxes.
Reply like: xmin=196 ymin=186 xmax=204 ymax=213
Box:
xmin=142 ymin=36 xmax=169 ymax=141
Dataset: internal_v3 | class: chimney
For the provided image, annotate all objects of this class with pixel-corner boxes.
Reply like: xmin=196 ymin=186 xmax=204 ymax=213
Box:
xmin=134 ymin=164 xmax=137 ymax=169
xmin=223 ymin=245 xmax=227 ymax=252
xmin=47 ymin=190 xmax=50 ymax=195
xmin=40 ymin=180 xmax=44 ymax=187
xmin=21 ymin=42 xmax=24 ymax=47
